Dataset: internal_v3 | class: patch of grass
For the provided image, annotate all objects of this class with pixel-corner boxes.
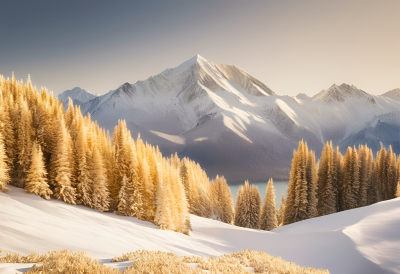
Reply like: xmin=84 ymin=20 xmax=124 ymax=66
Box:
xmin=1 ymin=249 xmax=329 ymax=273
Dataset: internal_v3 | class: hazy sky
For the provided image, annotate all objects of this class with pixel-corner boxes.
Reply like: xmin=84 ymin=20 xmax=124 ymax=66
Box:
xmin=1 ymin=0 xmax=399 ymax=96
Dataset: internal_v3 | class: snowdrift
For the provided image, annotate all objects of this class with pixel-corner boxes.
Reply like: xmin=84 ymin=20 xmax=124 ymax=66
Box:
xmin=1 ymin=186 xmax=399 ymax=273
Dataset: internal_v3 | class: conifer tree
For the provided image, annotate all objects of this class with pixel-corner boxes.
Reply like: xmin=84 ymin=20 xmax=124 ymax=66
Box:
xmin=89 ymin=147 xmax=110 ymax=211
xmin=317 ymin=141 xmax=337 ymax=216
xmin=210 ymin=175 xmax=234 ymax=224
xmin=234 ymin=181 xmax=261 ymax=229
xmin=110 ymin=120 xmax=133 ymax=211
xmin=0 ymin=101 xmax=15 ymax=171
xmin=116 ymin=144 xmax=144 ymax=218
xmin=73 ymin=119 xmax=91 ymax=205
xmin=277 ymin=194 xmax=285 ymax=226
xmin=333 ymin=146 xmax=343 ymax=211
xmin=305 ymin=150 xmax=318 ymax=218
xmin=396 ymin=181 xmax=400 ymax=198
xmin=145 ymin=146 xmax=160 ymax=220
xmin=12 ymin=96 xmax=33 ymax=187
xmin=358 ymin=145 xmax=373 ymax=207
xmin=341 ymin=147 xmax=360 ymax=210
xmin=25 ymin=142 xmax=52 ymax=199
xmin=375 ymin=145 xmax=387 ymax=201
xmin=136 ymin=138 xmax=153 ymax=220
xmin=259 ymin=179 xmax=278 ymax=231
xmin=168 ymin=160 xmax=190 ymax=234
xmin=50 ymin=118 xmax=76 ymax=204
xmin=0 ymin=132 xmax=10 ymax=191
xmin=386 ymin=146 xmax=398 ymax=199
xmin=283 ymin=141 xmax=318 ymax=224
xmin=154 ymin=178 xmax=174 ymax=231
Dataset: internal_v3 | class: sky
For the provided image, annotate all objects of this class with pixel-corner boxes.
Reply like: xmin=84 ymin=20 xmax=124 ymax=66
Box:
xmin=0 ymin=0 xmax=399 ymax=96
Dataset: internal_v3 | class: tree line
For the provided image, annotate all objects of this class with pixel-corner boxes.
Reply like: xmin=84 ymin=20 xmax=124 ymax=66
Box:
xmin=0 ymin=75 xmax=399 ymax=234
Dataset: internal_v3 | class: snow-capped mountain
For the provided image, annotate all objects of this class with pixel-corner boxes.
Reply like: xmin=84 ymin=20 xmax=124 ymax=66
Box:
xmin=64 ymin=55 xmax=400 ymax=182
xmin=313 ymin=83 xmax=376 ymax=104
xmin=382 ymin=88 xmax=400 ymax=101
xmin=58 ymin=87 xmax=96 ymax=108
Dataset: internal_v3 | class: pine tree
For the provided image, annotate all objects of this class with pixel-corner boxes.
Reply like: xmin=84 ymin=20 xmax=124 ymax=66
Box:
xmin=386 ymin=146 xmax=398 ymax=199
xmin=305 ymin=150 xmax=318 ymax=218
xmin=358 ymin=145 xmax=373 ymax=207
xmin=341 ymin=147 xmax=359 ymax=210
xmin=367 ymin=161 xmax=379 ymax=205
xmin=283 ymin=141 xmax=318 ymax=224
xmin=136 ymin=138 xmax=153 ymax=221
xmin=50 ymin=118 xmax=76 ymax=204
xmin=154 ymin=178 xmax=174 ymax=231
xmin=25 ymin=142 xmax=52 ymax=199
xmin=0 ymin=132 xmax=10 ymax=191
xmin=110 ymin=120 xmax=133 ymax=211
xmin=333 ymin=146 xmax=343 ymax=211
xmin=375 ymin=145 xmax=387 ymax=201
xmin=234 ymin=181 xmax=261 ymax=229
xmin=277 ymin=194 xmax=285 ymax=226
xmin=116 ymin=144 xmax=144 ymax=218
xmin=12 ymin=96 xmax=33 ymax=187
xmin=167 ymin=159 xmax=190 ymax=234
xmin=0 ymin=100 xmax=16 ymax=172
xmin=259 ymin=179 xmax=278 ymax=231
xmin=317 ymin=141 xmax=337 ymax=216
xmin=74 ymin=119 xmax=91 ymax=205
xmin=210 ymin=175 xmax=234 ymax=224
xmin=89 ymin=147 xmax=110 ymax=211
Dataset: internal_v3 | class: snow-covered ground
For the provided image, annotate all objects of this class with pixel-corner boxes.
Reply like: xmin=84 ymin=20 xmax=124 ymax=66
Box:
xmin=1 ymin=186 xmax=399 ymax=273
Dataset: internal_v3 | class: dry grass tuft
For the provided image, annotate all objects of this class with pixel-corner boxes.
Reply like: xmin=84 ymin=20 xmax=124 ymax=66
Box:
xmin=25 ymin=250 xmax=119 ymax=274
xmin=1 ymin=249 xmax=329 ymax=273
xmin=0 ymin=251 xmax=45 ymax=263
xmin=116 ymin=249 xmax=329 ymax=274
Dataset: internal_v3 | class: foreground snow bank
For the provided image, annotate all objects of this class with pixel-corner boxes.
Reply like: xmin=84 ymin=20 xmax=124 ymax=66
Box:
xmin=1 ymin=186 xmax=399 ymax=273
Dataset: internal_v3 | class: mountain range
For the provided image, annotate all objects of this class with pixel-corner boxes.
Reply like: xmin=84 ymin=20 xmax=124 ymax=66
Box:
xmin=58 ymin=55 xmax=400 ymax=183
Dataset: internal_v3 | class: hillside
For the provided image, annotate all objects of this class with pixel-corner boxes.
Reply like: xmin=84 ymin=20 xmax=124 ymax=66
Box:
xmin=62 ymin=55 xmax=400 ymax=182
xmin=1 ymin=186 xmax=399 ymax=273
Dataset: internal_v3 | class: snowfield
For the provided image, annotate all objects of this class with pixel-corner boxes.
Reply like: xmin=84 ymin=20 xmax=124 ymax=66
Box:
xmin=1 ymin=186 xmax=399 ymax=273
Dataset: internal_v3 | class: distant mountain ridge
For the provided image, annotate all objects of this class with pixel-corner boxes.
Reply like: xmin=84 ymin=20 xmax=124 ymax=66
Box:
xmin=58 ymin=87 xmax=96 ymax=108
xmin=59 ymin=55 xmax=400 ymax=182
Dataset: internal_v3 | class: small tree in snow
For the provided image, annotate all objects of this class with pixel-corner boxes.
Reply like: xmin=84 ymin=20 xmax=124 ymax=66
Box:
xmin=259 ymin=178 xmax=278 ymax=231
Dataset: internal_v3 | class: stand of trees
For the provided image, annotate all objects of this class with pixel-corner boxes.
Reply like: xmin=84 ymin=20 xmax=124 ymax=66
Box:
xmin=0 ymin=75 xmax=233 ymax=234
xmin=1 ymin=75 xmax=399 ymax=233
xmin=283 ymin=140 xmax=400 ymax=225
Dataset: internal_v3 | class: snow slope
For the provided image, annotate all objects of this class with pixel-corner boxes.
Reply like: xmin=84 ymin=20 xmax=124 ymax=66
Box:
xmin=1 ymin=186 xmax=399 ymax=273
xmin=61 ymin=56 xmax=400 ymax=182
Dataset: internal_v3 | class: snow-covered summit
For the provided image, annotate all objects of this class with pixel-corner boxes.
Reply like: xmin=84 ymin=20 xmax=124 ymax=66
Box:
xmin=58 ymin=87 xmax=96 ymax=107
xmin=295 ymin=92 xmax=311 ymax=100
xmin=313 ymin=83 xmax=375 ymax=103
xmin=382 ymin=88 xmax=400 ymax=100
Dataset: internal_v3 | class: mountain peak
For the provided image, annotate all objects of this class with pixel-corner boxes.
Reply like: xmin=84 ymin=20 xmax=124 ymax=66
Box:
xmin=191 ymin=54 xmax=207 ymax=63
xmin=58 ymin=87 xmax=96 ymax=107
xmin=382 ymin=88 xmax=400 ymax=100
xmin=313 ymin=83 xmax=375 ymax=103
xmin=176 ymin=54 xmax=210 ymax=71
